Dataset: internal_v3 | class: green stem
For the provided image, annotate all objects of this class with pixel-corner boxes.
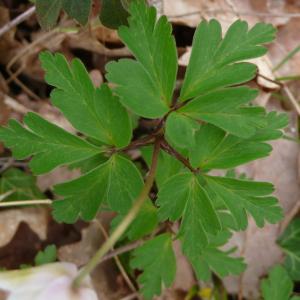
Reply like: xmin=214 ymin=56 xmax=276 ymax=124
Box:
xmin=73 ymin=138 xmax=162 ymax=287
xmin=0 ymin=199 xmax=52 ymax=207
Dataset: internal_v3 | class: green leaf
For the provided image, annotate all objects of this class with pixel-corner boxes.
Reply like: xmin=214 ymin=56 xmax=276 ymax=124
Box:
xmin=165 ymin=112 xmax=200 ymax=149
xmin=189 ymin=247 xmax=246 ymax=281
xmin=157 ymin=172 xmax=221 ymax=258
xmin=0 ymin=113 xmax=102 ymax=175
xmin=0 ymin=168 xmax=45 ymax=201
xmin=106 ymin=1 xmax=177 ymax=118
xmin=99 ymin=0 xmax=129 ymax=29
xmin=180 ymin=19 xmax=276 ymax=101
xmin=141 ymin=146 xmax=183 ymax=188
xmin=131 ymin=234 xmax=176 ymax=299
xmin=179 ymin=87 xmax=266 ymax=138
xmin=252 ymin=111 xmax=289 ymax=141
xmin=203 ymin=176 xmax=283 ymax=230
xmin=53 ymin=154 xmax=143 ymax=223
xmin=189 ymin=124 xmax=270 ymax=170
xmin=111 ymin=200 xmax=158 ymax=241
xmin=185 ymin=228 xmax=245 ymax=281
xmin=62 ymin=0 xmax=92 ymax=25
xmin=36 ymin=0 xmax=63 ymax=29
xmin=261 ymin=265 xmax=293 ymax=300
xmin=40 ymin=52 xmax=132 ymax=147
xmin=278 ymin=218 xmax=300 ymax=280
xmin=34 ymin=245 xmax=57 ymax=266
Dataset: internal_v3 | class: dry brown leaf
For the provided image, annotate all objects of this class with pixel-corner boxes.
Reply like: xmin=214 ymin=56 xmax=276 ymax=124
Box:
xmin=0 ymin=207 xmax=48 ymax=247
xmin=37 ymin=167 xmax=80 ymax=192
xmin=58 ymin=213 xmax=125 ymax=300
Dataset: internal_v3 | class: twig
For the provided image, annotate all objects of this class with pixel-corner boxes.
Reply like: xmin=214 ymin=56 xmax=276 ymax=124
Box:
xmin=101 ymin=239 xmax=144 ymax=263
xmin=161 ymin=139 xmax=198 ymax=173
xmin=94 ymin=220 xmax=138 ymax=294
xmin=167 ymin=9 xmax=300 ymax=19
xmin=0 ymin=199 xmax=52 ymax=207
xmin=0 ymin=6 xmax=36 ymax=38
xmin=121 ymin=135 xmax=156 ymax=152
xmin=257 ymin=73 xmax=283 ymax=87
xmin=0 ymin=157 xmax=14 ymax=173
xmin=0 ymin=190 xmax=15 ymax=202
xmin=283 ymin=86 xmax=300 ymax=116
xmin=73 ymin=138 xmax=162 ymax=287
xmin=2 ymin=93 xmax=30 ymax=114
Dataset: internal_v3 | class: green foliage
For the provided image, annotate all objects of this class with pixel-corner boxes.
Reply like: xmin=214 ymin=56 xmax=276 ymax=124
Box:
xmin=202 ymin=176 xmax=283 ymax=229
xmin=35 ymin=245 xmax=57 ymax=266
xmin=0 ymin=168 xmax=44 ymax=201
xmin=157 ymin=172 xmax=221 ymax=257
xmin=36 ymin=0 xmax=92 ymax=29
xmin=0 ymin=1 xmax=288 ymax=299
xmin=180 ymin=19 xmax=276 ymax=101
xmin=141 ymin=146 xmax=183 ymax=188
xmin=189 ymin=111 xmax=288 ymax=170
xmin=131 ymin=234 xmax=176 ymax=299
xmin=40 ymin=52 xmax=132 ymax=148
xmin=53 ymin=154 xmax=144 ymax=223
xmin=189 ymin=231 xmax=246 ymax=281
xmin=99 ymin=0 xmax=130 ymax=29
xmin=278 ymin=218 xmax=300 ymax=280
xmin=0 ymin=113 xmax=103 ymax=175
xmin=261 ymin=265 xmax=298 ymax=300
xmin=106 ymin=1 xmax=177 ymax=118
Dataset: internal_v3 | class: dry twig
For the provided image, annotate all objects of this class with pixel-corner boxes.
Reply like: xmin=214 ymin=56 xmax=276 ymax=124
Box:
xmin=0 ymin=6 xmax=36 ymax=38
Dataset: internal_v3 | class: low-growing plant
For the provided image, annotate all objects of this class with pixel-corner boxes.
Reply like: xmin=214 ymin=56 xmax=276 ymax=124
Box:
xmin=0 ymin=1 xmax=289 ymax=298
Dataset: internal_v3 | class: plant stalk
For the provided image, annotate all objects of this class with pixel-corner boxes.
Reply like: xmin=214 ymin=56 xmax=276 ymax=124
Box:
xmin=0 ymin=199 xmax=52 ymax=207
xmin=73 ymin=138 xmax=161 ymax=287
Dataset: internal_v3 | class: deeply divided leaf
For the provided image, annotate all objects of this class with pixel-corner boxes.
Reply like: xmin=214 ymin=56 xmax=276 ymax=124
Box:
xmin=278 ymin=218 xmax=300 ymax=280
xmin=157 ymin=172 xmax=221 ymax=257
xmin=0 ymin=113 xmax=102 ymax=174
xmin=131 ymin=234 xmax=176 ymax=299
xmin=203 ymin=175 xmax=283 ymax=230
xmin=106 ymin=1 xmax=177 ymax=118
xmin=180 ymin=19 xmax=276 ymax=101
xmin=0 ymin=168 xmax=45 ymax=201
xmin=53 ymin=154 xmax=143 ymax=223
xmin=261 ymin=265 xmax=294 ymax=300
xmin=40 ymin=52 xmax=132 ymax=147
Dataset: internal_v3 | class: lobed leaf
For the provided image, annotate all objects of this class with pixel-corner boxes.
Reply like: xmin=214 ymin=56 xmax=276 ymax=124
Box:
xmin=62 ymin=0 xmax=92 ymax=25
xmin=131 ymin=234 xmax=176 ymax=299
xmin=157 ymin=172 xmax=221 ymax=258
xmin=53 ymin=154 xmax=143 ymax=222
xmin=99 ymin=0 xmax=129 ymax=29
xmin=111 ymin=200 xmax=158 ymax=241
xmin=35 ymin=245 xmax=57 ymax=266
xmin=40 ymin=52 xmax=132 ymax=147
xmin=203 ymin=175 xmax=283 ymax=230
xmin=180 ymin=19 xmax=276 ymax=101
xmin=0 ymin=168 xmax=45 ymax=201
xmin=179 ymin=87 xmax=266 ymax=138
xmin=141 ymin=146 xmax=183 ymax=188
xmin=36 ymin=0 xmax=63 ymax=29
xmin=0 ymin=113 xmax=102 ymax=175
xmin=278 ymin=218 xmax=300 ymax=280
xmin=189 ymin=123 xmax=270 ymax=169
xmin=106 ymin=1 xmax=177 ymax=118
xmin=261 ymin=265 xmax=294 ymax=300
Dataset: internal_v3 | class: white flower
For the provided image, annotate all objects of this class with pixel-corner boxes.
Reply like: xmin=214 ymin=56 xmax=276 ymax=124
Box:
xmin=0 ymin=262 xmax=98 ymax=300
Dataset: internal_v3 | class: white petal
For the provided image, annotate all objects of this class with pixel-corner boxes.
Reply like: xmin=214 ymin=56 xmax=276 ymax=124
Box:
xmin=0 ymin=263 xmax=77 ymax=293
